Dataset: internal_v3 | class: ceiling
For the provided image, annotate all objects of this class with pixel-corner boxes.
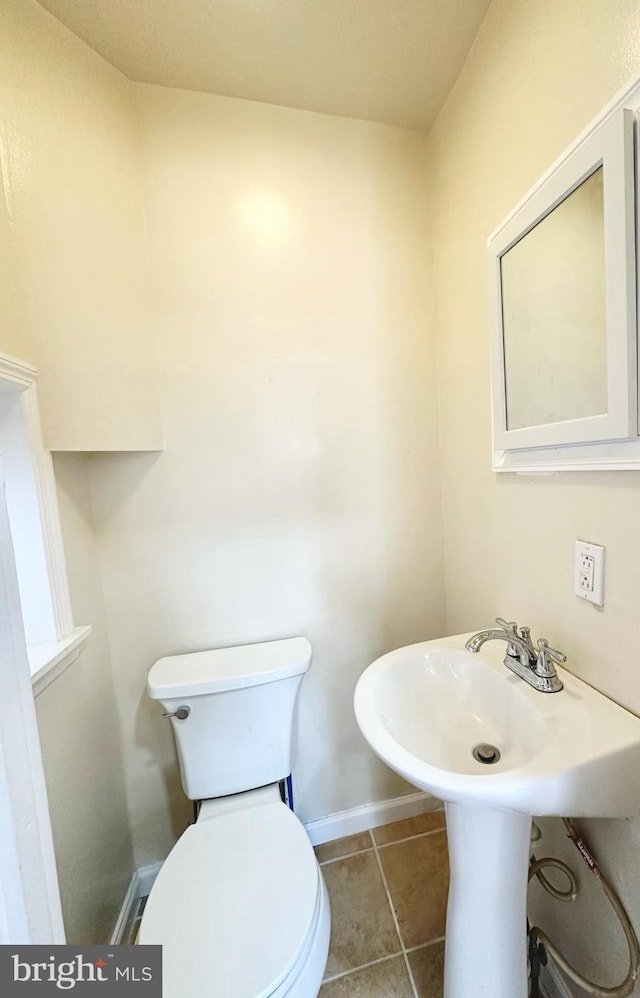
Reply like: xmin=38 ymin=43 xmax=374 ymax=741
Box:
xmin=36 ymin=0 xmax=491 ymax=133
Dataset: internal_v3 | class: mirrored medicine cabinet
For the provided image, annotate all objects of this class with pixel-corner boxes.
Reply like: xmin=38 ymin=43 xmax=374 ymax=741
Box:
xmin=488 ymin=90 xmax=640 ymax=472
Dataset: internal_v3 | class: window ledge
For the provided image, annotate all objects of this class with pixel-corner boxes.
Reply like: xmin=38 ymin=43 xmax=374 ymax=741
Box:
xmin=30 ymin=626 xmax=92 ymax=698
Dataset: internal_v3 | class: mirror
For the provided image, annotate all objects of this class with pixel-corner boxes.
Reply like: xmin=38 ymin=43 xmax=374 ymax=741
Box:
xmin=501 ymin=168 xmax=607 ymax=430
xmin=489 ymin=108 xmax=636 ymax=459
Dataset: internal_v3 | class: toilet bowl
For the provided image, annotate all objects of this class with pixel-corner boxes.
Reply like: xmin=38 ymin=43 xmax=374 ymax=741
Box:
xmin=138 ymin=638 xmax=330 ymax=998
xmin=138 ymin=788 xmax=329 ymax=998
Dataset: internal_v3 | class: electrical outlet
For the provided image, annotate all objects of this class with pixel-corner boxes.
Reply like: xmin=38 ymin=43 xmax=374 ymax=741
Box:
xmin=574 ymin=540 xmax=605 ymax=606
xmin=578 ymin=553 xmax=595 ymax=592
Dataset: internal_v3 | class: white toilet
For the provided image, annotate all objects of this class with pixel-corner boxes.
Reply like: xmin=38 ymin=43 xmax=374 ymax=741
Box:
xmin=138 ymin=636 xmax=330 ymax=998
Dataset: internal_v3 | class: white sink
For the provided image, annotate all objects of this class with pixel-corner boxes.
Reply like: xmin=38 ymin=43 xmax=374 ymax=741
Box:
xmin=354 ymin=633 xmax=640 ymax=998
xmin=354 ymin=633 xmax=640 ymax=817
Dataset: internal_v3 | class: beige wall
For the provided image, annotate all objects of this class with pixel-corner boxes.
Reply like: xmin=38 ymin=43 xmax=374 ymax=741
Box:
xmin=0 ymin=0 xmax=160 ymax=450
xmin=86 ymin=84 xmax=446 ymax=866
xmin=430 ymin=0 xmax=640 ymax=991
xmin=0 ymin=1 xmax=136 ymax=941
xmin=38 ymin=456 xmax=133 ymax=944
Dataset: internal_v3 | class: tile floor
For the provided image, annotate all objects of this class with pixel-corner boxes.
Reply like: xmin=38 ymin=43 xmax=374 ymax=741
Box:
xmin=315 ymin=809 xmax=448 ymax=998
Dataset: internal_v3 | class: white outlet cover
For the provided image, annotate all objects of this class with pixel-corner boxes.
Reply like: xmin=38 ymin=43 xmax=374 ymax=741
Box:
xmin=574 ymin=540 xmax=605 ymax=606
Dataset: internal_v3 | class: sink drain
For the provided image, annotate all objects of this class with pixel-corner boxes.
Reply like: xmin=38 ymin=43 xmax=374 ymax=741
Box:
xmin=472 ymin=743 xmax=501 ymax=765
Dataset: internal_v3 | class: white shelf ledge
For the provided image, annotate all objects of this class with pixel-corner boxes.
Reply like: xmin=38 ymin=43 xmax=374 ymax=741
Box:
xmin=30 ymin=626 xmax=92 ymax=697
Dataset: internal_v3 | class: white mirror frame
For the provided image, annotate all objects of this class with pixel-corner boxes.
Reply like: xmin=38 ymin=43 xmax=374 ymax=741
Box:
xmin=488 ymin=90 xmax=640 ymax=473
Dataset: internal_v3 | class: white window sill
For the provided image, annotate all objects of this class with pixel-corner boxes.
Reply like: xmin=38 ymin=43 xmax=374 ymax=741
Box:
xmin=30 ymin=626 xmax=92 ymax=698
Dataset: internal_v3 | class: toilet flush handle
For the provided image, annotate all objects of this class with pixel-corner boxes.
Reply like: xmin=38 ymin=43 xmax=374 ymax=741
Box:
xmin=162 ymin=706 xmax=191 ymax=720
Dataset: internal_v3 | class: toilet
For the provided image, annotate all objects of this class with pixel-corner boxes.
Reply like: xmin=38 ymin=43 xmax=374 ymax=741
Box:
xmin=138 ymin=636 xmax=330 ymax=998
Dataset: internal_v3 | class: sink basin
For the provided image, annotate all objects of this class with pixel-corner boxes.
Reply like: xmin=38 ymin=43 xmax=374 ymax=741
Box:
xmin=354 ymin=633 xmax=640 ymax=998
xmin=354 ymin=633 xmax=640 ymax=817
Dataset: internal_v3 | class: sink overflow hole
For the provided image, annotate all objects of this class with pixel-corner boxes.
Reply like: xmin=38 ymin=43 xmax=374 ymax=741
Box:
xmin=472 ymin=743 xmax=501 ymax=765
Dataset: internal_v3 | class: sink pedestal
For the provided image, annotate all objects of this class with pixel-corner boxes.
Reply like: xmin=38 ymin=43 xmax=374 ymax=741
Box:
xmin=444 ymin=803 xmax=532 ymax=998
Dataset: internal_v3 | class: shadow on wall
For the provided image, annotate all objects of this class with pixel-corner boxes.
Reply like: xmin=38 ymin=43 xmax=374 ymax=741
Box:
xmin=134 ymin=690 xmax=193 ymax=852
xmin=88 ymin=452 xmax=162 ymax=527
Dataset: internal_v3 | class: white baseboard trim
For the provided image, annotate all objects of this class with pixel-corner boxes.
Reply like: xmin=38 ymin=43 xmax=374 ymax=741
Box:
xmin=136 ymin=861 xmax=163 ymax=899
xmin=539 ymin=960 xmax=575 ymax=998
xmin=303 ymin=791 xmax=440 ymax=846
xmin=110 ymin=862 xmax=164 ymax=944
xmin=109 ymin=873 xmax=139 ymax=945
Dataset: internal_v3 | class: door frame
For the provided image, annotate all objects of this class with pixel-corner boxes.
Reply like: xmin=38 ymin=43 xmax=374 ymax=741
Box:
xmin=0 ymin=379 xmax=65 ymax=943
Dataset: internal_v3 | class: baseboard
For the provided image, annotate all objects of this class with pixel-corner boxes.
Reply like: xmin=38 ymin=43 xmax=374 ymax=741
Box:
xmin=303 ymin=790 xmax=440 ymax=846
xmin=109 ymin=862 xmax=164 ymax=944
xmin=135 ymin=861 xmax=163 ymax=899
xmin=539 ymin=960 xmax=575 ymax=998
xmin=109 ymin=872 xmax=140 ymax=945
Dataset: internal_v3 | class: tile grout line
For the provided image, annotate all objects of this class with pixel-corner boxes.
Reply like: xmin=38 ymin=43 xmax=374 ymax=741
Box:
xmin=371 ymin=837 xmax=421 ymax=998
xmin=376 ymin=826 xmax=446 ymax=851
xmin=405 ymin=935 xmax=445 ymax=954
xmin=318 ymin=846 xmax=375 ymax=866
xmin=321 ymin=950 xmax=405 ymax=985
xmin=317 ymin=824 xmax=446 ymax=867
xmin=322 ymin=937 xmax=447 ymax=987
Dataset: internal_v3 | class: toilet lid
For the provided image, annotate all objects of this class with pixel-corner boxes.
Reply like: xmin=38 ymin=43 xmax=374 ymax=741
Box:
xmin=138 ymin=802 xmax=320 ymax=998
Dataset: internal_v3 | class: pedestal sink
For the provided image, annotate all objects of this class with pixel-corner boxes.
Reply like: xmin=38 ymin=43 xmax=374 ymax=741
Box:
xmin=354 ymin=633 xmax=640 ymax=998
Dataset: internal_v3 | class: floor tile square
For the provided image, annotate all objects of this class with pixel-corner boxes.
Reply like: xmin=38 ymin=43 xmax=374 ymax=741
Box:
xmin=322 ymin=851 xmax=401 ymax=977
xmin=408 ymin=941 xmax=445 ymax=998
xmin=378 ymin=830 xmax=449 ymax=949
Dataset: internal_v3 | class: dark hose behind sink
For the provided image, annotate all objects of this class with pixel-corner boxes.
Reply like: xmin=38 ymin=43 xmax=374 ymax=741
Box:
xmin=472 ymin=743 xmax=501 ymax=764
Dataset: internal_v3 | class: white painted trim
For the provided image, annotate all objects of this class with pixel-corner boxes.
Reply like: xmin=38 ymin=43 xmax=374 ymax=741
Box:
xmin=0 ymin=354 xmax=37 ymax=391
xmin=488 ymin=70 xmax=640 ymax=244
xmin=0 ymin=352 xmax=76 ymax=941
xmin=31 ymin=625 xmax=92 ymax=697
xmin=303 ymin=791 xmax=439 ymax=846
xmin=488 ymin=68 xmax=640 ymax=472
xmin=22 ymin=385 xmax=74 ymax=638
xmin=110 ymin=861 xmax=165 ymax=944
xmin=489 ymin=107 xmax=637 ymax=457
xmin=110 ymin=872 xmax=140 ymax=946
xmin=0 ymin=454 xmax=64 ymax=942
xmin=0 ymin=354 xmax=77 ymax=670
xmin=136 ymin=862 xmax=164 ymax=899
xmin=493 ymin=434 xmax=640 ymax=472
xmin=0 ymin=741 xmax=30 ymax=942
xmin=0 ymin=389 xmax=59 ymax=643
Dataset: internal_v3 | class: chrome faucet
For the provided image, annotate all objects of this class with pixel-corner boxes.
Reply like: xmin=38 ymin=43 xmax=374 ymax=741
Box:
xmin=465 ymin=617 xmax=565 ymax=693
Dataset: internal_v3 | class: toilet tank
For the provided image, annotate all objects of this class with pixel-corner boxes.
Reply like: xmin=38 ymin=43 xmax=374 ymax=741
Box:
xmin=147 ymin=637 xmax=312 ymax=800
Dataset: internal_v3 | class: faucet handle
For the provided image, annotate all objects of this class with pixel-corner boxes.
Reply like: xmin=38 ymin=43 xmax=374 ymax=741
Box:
xmin=495 ymin=618 xmax=525 ymax=659
xmin=535 ymin=638 xmax=566 ymax=677
xmin=519 ymin=626 xmax=534 ymax=652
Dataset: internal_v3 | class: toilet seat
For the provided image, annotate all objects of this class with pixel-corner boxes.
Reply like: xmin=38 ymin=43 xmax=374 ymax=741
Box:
xmin=138 ymin=800 xmax=323 ymax=998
